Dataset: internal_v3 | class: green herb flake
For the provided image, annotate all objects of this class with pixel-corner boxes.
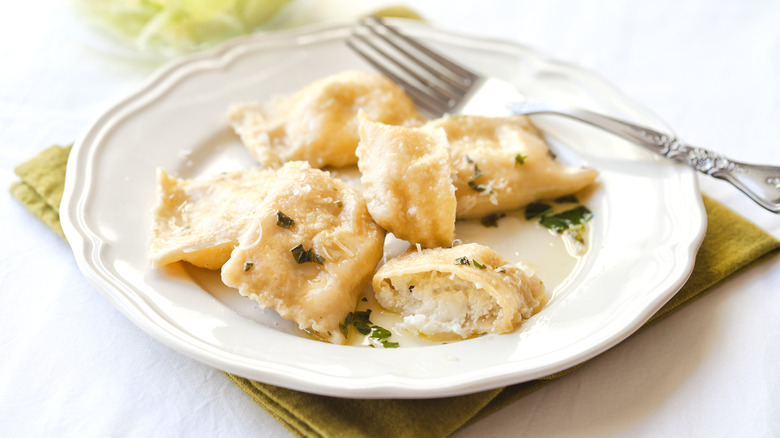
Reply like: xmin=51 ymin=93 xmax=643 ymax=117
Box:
xmin=352 ymin=310 xmax=373 ymax=335
xmin=539 ymin=216 xmax=569 ymax=233
xmin=539 ymin=206 xmax=593 ymax=233
xmin=480 ymin=212 xmax=505 ymax=227
xmin=290 ymin=244 xmax=309 ymax=263
xmin=525 ymin=202 xmax=552 ymax=220
xmin=554 ymin=194 xmax=579 ymax=204
xmin=341 ymin=309 xmax=399 ymax=347
xmin=468 ymin=180 xmax=486 ymax=192
xmin=243 ymin=262 xmax=253 ymax=271
xmin=336 ymin=200 xmax=343 ymax=208
xmin=370 ymin=326 xmax=392 ymax=340
xmin=472 ymin=163 xmax=483 ymax=180
xmin=515 ymin=154 xmax=528 ymax=166
xmin=276 ymin=211 xmax=294 ymax=229
xmin=311 ymin=251 xmax=325 ymax=265
xmin=354 ymin=320 xmax=371 ymax=335
xmin=472 ymin=259 xmax=487 ymax=269
xmin=454 ymin=256 xmax=471 ymax=265
xmin=354 ymin=309 xmax=372 ymax=321
xmin=339 ymin=312 xmax=353 ymax=338
xmin=465 ymin=157 xmax=486 ymax=191
xmin=290 ymin=244 xmax=326 ymax=264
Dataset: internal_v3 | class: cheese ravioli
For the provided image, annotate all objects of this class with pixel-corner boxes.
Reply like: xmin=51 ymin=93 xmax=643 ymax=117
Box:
xmin=220 ymin=161 xmax=385 ymax=344
xmin=228 ymin=70 xmax=424 ymax=168
xmin=373 ymin=243 xmax=545 ymax=341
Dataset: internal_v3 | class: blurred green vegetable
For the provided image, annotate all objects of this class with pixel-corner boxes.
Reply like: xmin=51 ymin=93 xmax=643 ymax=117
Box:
xmin=72 ymin=0 xmax=291 ymax=56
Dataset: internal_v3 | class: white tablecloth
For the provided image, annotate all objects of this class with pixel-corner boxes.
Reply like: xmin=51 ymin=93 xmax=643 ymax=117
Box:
xmin=2 ymin=1 xmax=778 ymax=436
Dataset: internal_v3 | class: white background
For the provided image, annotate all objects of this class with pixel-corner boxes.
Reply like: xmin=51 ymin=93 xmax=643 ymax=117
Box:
xmin=1 ymin=0 xmax=778 ymax=436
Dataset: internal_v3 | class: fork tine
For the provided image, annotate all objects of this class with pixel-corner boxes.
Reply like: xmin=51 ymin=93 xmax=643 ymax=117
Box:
xmin=348 ymin=16 xmax=479 ymax=116
xmin=360 ymin=17 xmax=473 ymax=97
xmin=364 ymin=16 xmax=477 ymax=89
xmin=353 ymin=30 xmax=464 ymax=104
xmin=345 ymin=37 xmax=449 ymax=115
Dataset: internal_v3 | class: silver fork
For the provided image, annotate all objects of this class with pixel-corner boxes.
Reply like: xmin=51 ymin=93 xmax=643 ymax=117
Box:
xmin=347 ymin=16 xmax=780 ymax=214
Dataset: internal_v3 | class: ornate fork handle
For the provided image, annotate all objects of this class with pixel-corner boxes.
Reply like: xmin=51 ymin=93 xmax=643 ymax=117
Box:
xmin=509 ymin=102 xmax=780 ymax=213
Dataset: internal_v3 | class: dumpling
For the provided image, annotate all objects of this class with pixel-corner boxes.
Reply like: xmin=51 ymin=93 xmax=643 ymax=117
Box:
xmin=228 ymin=70 xmax=425 ymax=168
xmin=220 ymin=161 xmax=385 ymax=344
xmin=373 ymin=243 xmax=544 ymax=341
xmin=425 ymin=115 xmax=598 ymax=218
xmin=149 ymin=167 xmax=276 ymax=269
xmin=356 ymin=111 xmax=457 ymax=248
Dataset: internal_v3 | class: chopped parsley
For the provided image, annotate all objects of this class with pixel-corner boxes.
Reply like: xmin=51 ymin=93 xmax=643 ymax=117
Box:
xmin=554 ymin=194 xmax=578 ymax=204
xmin=515 ymin=154 xmax=528 ymax=166
xmin=466 ymin=156 xmax=487 ymax=192
xmin=339 ymin=310 xmax=399 ymax=348
xmin=243 ymin=262 xmax=253 ymax=271
xmin=480 ymin=212 xmax=505 ymax=227
xmin=468 ymin=180 xmax=486 ymax=192
xmin=472 ymin=163 xmax=483 ymax=180
xmin=352 ymin=310 xmax=372 ymax=335
xmin=370 ymin=326 xmax=392 ymax=340
xmin=525 ymin=202 xmax=553 ymax=220
xmin=290 ymin=244 xmax=325 ymax=264
xmin=370 ymin=326 xmax=399 ymax=348
xmin=338 ymin=314 xmax=351 ymax=337
xmin=276 ymin=211 xmax=294 ymax=229
xmin=525 ymin=198 xmax=594 ymax=252
xmin=539 ymin=206 xmax=593 ymax=233
xmin=455 ymin=256 xmax=487 ymax=269
xmin=454 ymin=256 xmax=471 ymax=265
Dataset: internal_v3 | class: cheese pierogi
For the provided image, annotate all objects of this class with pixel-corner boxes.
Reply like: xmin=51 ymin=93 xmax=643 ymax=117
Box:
xmin=220 ymin=161 xmax=385 ymax=345
xmin=356 ymin=111 xmax=457 ymax=248
xmin=228 ymin=70 xmax=424 ymax=169
xmin=149 ymin=70 xmax=600 ymax=347
xmin=373 ymin=243 xmax=545 ymax=341
xmin=427 ymin=115 xmax=599 ymax=218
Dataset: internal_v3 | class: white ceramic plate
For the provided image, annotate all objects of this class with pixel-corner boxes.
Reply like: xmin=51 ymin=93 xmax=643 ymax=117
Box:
xmin=61 ymin=20 xmax=707 ymax=398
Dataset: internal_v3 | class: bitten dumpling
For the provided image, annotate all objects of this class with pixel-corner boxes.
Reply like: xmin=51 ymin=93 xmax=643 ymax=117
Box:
xmin=356 ymin=111 xmax=457 ymax=248
xmin=228 ymin=70 xmax=425 ymax=168
xmin=373 ymin=243 xmax=544 ymax=341
xmin=425 ymin=115 xmax=598 ymax=218
xmin=149 ymin=167 xmax=276 ymax=269
xmin=220 ymin=161 xmax=385 ymax=344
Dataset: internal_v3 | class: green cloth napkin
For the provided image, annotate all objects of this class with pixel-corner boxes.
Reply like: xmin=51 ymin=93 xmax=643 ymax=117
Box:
xmin=10 ymin=144 xmax=780 ymax=438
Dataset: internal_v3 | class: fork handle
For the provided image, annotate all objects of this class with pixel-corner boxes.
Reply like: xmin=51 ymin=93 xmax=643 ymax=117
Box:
xmin=511 ymin=102 xmax=780 ymax=213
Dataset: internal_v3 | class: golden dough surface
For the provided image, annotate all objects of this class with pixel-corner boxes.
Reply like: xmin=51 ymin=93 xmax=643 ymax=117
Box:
xmin=425 ymin=115 xmax=598 ymax=218
xmin=228 ymin=70 xmax=424 ymax=168
xmin=149 ymin=167 xmax=276 ymax=269
xmin=373 ymin=243 xmax=545 ymax=341
xmin=220 ymin=161 xmax=385 ymax=344
xmin=356 ymin=111 xmax=456 ymax=248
